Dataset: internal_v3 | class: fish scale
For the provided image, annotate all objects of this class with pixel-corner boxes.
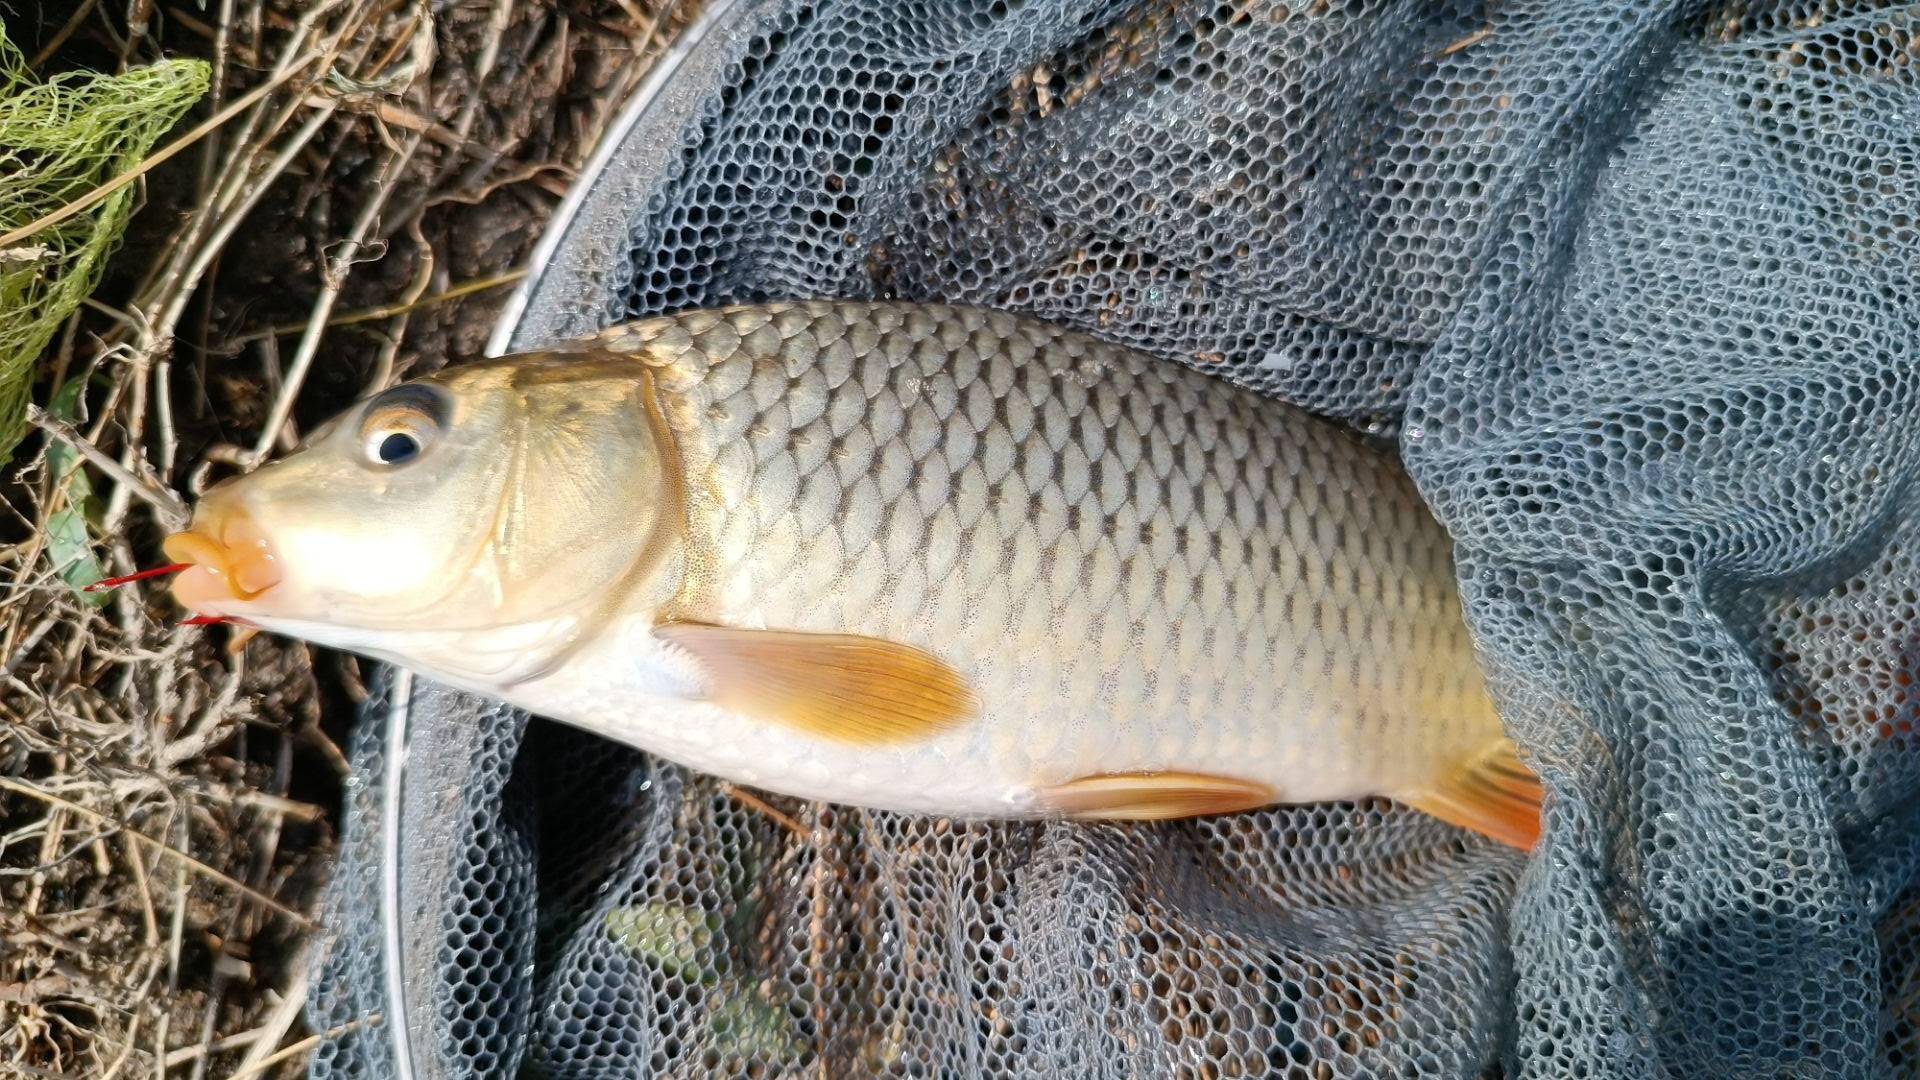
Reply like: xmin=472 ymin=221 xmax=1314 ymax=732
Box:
xmin=586 ymin=300 xmax=1500 ymax=812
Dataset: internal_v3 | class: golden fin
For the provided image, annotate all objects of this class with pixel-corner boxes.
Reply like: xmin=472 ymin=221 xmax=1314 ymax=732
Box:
xmin=653 ymin=623 xmax=978 ymax=745
xmin=1038 ymin=771 xmax=1278 ymax=820
xmin=1402 ymin=740 xmax=1542 ymax=850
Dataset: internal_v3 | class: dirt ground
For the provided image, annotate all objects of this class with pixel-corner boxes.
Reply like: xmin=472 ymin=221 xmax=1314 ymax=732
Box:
xmin=1 ymin=2 xmax=684 ymax=1075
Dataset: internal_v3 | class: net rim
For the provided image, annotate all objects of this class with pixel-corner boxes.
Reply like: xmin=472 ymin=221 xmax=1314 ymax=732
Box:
xmin=483 ymin=0 xmax=751 ymax=359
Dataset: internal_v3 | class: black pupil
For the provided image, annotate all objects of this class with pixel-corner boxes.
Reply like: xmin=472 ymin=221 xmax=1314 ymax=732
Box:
xmin=377 ymin=432 xmax=420 ymax=463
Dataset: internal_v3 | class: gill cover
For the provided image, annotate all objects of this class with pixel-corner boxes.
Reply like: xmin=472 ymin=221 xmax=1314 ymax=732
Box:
xmin=465 ymin=353 xmax=685 ymax=632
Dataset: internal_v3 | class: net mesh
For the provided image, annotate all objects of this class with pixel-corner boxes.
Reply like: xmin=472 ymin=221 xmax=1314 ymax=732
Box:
xmin=0 ymin=28 xmax=206 ymax=456
xmin=308 ymin=1 xmax=1920 ymax=1075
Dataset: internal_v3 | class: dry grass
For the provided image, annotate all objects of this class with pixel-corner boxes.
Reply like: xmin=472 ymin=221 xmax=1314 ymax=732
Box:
xmin=1 ymin=1 xmax=685 ymax=1074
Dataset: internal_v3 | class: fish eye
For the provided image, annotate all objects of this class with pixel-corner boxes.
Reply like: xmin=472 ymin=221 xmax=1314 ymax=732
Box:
xmin=358 ymin=383 xmax=448 ymax=467
xmin=377 ymin=432 xmax=421 ymax=463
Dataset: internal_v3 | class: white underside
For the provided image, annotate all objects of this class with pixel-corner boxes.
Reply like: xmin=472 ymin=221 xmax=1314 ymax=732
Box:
xmin=259 ymin=612 xmax=1053 ymax=816
xmin=254 ymin=611 xmax=1396 ymax=818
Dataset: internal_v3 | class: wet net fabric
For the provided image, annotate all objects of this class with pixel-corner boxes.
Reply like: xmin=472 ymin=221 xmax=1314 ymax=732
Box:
xmin=308 ymin=1 xmax=1920 ymax=1076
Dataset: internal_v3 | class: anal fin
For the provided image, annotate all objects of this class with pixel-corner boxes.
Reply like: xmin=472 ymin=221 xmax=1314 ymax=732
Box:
xmin=1402 ymin=739 xmax=1542 ymax=850
xmin=1038 ymin=771 xmax=1278 ymax=821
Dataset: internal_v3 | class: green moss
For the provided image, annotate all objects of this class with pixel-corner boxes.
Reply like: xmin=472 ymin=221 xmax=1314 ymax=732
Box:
xmin=0 ymin=27 xmax=208 ymax=454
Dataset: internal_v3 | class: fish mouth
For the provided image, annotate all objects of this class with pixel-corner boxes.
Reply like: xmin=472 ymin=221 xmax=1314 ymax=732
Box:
xmin=163 ymin=510 xmax=283 ymax=613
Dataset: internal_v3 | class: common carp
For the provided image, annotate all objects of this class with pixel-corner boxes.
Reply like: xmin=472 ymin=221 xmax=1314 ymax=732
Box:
xmin=163 ymin=301 xmax=1538 ymax=847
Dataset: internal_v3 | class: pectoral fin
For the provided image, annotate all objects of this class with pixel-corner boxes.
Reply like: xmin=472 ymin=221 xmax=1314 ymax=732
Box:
xmin=1402 ymin=739 xmax=1542 ymax=851
xmin=1038 ymin=771 xmax=1278 ymax=820
xmin=653 ymin=623 xmax=978 ymax=745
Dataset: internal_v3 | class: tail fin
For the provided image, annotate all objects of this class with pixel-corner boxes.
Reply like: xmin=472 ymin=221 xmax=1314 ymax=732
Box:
xmin=1402 ymin=740 xmax=1541 ymax=850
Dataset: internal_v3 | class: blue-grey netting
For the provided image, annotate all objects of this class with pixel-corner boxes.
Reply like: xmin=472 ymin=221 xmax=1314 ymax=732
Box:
xmin=310 ymin=1 xmax=1920 ymax=1076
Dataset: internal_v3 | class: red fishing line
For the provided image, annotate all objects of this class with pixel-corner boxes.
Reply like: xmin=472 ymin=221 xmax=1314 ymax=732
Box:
xmin=85 ymin=563 xmax=193 ymax=592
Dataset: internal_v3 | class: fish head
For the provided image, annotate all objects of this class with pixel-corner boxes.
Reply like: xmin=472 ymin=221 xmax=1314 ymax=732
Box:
xmin=164 ymin=352 xmax=683 ymax=669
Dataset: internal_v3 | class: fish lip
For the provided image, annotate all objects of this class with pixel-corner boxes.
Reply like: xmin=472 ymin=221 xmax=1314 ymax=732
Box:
xmin=162 ymin=515 xmax=284 ymax=608
xmin=161 ymin=530 xmax=224 ymax=573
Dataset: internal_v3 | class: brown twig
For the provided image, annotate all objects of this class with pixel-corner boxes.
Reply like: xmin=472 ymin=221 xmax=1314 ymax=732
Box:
xmin=24 ymin=406 xmax=189 ymax=530
xmin=149 ymin=101 xmax=341 ymax=349
xmin=719 ymin=782 xmax=808 ymax=839
xmin=0 ymin=777 xmax=313 ymax=929
xmin=159 ymin=1025 xmax=265 ymax=1068
xmin=0 ymin=65 xmax=311 ymax=250
xmin=227 ymin=971 xmax=353 ymax=1079
xmin=224 ymin=268 xmax=527 ymax=347
xmin=26 ymin=0 xmax=101 ymax=69
xmin=249 ymin=128 xmax=426 ymax=462
xmin=1436 ymin=26 xmax=1493 ymax=58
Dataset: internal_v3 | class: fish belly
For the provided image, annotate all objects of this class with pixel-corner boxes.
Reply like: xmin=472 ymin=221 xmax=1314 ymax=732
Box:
xmin=514 ymin=612 xmax=1406 ymax=816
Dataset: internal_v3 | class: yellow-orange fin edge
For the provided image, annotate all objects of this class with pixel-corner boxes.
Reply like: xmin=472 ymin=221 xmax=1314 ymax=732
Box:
xmin=653 ymin=623 xmax=978 ymax=745
xmin=1038 ymin=771 xmax=1278 ymax=821
xmin=1403 ymin=740 xmax=1542 ymax=850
